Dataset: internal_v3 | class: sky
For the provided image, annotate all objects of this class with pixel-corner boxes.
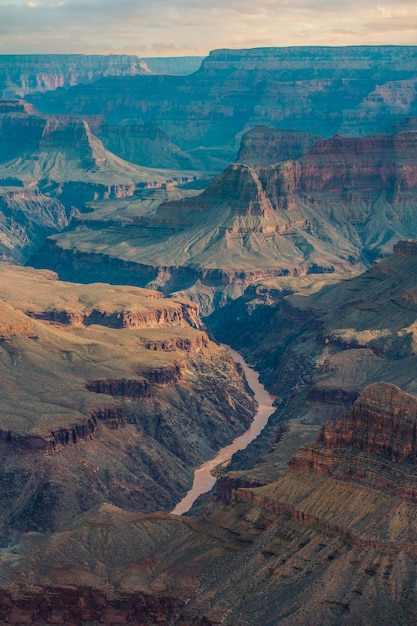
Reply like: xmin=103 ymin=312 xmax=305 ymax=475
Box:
xmin=0 ymin=0 xmax=416 ymax=56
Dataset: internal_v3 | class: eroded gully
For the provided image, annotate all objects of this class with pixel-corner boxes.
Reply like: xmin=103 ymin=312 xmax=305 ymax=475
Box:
xmin=171 ymin=346 xmax=276 ymax=515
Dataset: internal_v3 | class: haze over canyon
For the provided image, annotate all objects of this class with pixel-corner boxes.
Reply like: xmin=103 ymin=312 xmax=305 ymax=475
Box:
xmin=1 ymin=46 xmax=417 ymax=624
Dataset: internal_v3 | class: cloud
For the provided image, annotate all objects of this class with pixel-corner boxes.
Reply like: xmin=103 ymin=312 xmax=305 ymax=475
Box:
xmin=0 ymin=0 xmax=416 ymax=54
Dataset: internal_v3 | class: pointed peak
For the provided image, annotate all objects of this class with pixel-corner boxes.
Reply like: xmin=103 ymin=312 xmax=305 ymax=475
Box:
xmin=204 ymin=162 xmax=263 ymax=196
xmin=202 ymin=162 xmax=272 ymax=216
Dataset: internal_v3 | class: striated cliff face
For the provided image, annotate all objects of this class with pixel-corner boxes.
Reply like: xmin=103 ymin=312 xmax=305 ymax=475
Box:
xmin=316 ymin=383 xmax=417 ymax=461
xmin=288 ymin=384 xmax=417 ymax=500
xmin=262 ymin=132 xmax=417 ymax=203
xmin=0 ymin=112 xmax=46 ymax=161
xmin=0 ymin=186 xmax=68 ymax=263
xmin=0 ymin=587 xmax=190 ymax=626
xmin=0 ymin=98 xmax=35 ymax=114
xmin=153 ymin=162 xmax=274 ymax=222
xmin=393 ymin=239 xmax=417 ymax=257
xmin=0 ymin=55 xmax=203 ymax=99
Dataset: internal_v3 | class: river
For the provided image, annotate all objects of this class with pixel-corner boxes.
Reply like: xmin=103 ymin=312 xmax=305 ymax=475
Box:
xmin=171 ymin=346 xmax=276 ymax=515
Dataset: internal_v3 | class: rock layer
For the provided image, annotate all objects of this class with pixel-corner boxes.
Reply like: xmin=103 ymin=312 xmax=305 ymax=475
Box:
xmin=289 ymin=384 xmax=417 ymax=500
xmin=0 ymin=55 xmax=203 ymax=98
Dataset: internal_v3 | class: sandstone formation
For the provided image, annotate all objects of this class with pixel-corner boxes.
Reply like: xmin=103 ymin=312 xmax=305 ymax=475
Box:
xmin=289 ymin=383 xmax=417 ymax=495
xmin=263 ymin=132 xmax=417 ymax=202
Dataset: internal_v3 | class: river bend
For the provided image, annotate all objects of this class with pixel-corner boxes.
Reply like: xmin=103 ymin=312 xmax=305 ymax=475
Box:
xmin=171 ymin=346 xmax=276 ymax=515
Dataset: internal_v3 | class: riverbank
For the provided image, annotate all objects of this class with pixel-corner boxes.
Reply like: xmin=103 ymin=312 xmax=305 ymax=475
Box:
xmin=171 ymin=346 xmax=276 ymax=515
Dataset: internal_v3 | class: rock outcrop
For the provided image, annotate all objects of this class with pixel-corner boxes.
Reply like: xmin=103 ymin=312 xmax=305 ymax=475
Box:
xmin=0 ymin=110 xmax=203 ymax=261
xmin=289 ymin=384 xmax=417 ymax=499
xmin=263 ymin=132 xmax=417 ymax=205
xmin=0 ymin=54 xmax=203 ymax=98
xmin=0 ymin=186 xmax=68 ymax=263
xmin=0 ymin=98 xmax=35 ymax=114
xmin=0 ymin=54 xmax=147 ymax=98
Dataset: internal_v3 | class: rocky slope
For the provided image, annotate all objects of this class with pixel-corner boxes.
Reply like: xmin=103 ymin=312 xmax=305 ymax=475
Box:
xmin=27 ymin=46 xmax=417 ymax=153
xmin=1 ymin=383 xmax=417 ymax=623
xmin=0 ymin=263 xmax=254 ymax=533
xmin=97 ymin=122 xmax=199 ymax=170
xmin=0 ymin=185 xmax=68 ymax=263
xmin=0 ymin=113 xmax=196 ymax=190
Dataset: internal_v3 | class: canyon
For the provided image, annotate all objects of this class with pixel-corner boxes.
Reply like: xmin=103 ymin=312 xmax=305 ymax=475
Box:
xmin=207 ymin=239 xmax=417 ymax=490
xmin=1 ymin=383 xmax=417 ymax=623
xmin=1 ymin=47 xmax=417 ymax=624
